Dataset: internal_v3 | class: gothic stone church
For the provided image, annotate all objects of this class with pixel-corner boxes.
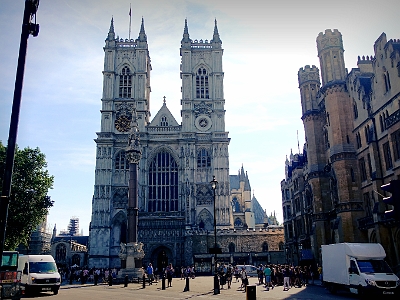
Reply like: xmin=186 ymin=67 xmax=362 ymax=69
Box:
xmin=88 ymin=18 xmax=284 ymax=271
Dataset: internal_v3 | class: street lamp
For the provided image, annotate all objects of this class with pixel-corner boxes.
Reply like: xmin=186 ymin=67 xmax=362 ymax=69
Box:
xmin=210 ymin=175 xmax=220 ymax=295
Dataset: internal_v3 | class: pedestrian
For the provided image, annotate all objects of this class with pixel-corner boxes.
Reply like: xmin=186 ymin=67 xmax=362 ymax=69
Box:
xmin=234 ymin=266 xmax=240 ymax=282
xmin=240 ymin=267 xmax=248 ymax=291
xmin=264 ymin=265 xmax=273 ymax=291
xmin=283 ymin=266 xmax=290 ymax=291
xmin=104 ymin=269 xmax=109 ymax=284
xmin=94 ymin=268 xmax=100 ymax=285
xmin=165 ymin=263 xmax=174 ymax=287
xmin=258 ymin=264 xmax=264 ymax=285
xmin=146 ymin=263 xmax=154 ymax=285
xmin=181 ymin=266 xmax=185 ymax=280
xmin=226 ymin=265 xmax=232 ymax=289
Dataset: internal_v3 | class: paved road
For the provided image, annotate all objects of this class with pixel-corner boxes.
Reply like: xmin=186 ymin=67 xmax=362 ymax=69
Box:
xmin=23 ymin=276 xmax=357 ymax=299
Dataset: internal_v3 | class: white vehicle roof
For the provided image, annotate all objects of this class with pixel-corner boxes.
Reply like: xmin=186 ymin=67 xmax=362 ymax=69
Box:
xmin=330 ymin=243 xmax=386 ymax=260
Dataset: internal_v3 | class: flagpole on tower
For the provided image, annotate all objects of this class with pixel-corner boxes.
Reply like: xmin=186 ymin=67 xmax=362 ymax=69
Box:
xmin=129 ymin=3 xmax=132 ymax=40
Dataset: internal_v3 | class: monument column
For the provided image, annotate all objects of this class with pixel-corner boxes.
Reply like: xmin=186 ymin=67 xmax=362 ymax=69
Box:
xmin=119 ymin=108 xmax=145 ymax=278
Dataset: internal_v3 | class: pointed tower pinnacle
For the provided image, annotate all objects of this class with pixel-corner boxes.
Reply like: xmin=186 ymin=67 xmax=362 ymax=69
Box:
xmin=109 ymin=17 xmax=114 ymax=33
xmin=181 ymin=18 xmax=191 ymax=45
xmin=107 ymin=17 xmax=115 ymax=40
xmin=138 ymin=17 xmax=147 ymax=42
xmin=212 ymin=18 xmax=222 ymax=45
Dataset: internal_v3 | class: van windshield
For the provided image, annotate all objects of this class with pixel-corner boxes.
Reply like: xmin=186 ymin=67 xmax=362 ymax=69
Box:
xmin=356 ymin=260 xmax=393 ymax=274
xmin=1 ymin=252 xmax=18 ymax=270
xmin=29 ymin=262 xmax=58 ymax=273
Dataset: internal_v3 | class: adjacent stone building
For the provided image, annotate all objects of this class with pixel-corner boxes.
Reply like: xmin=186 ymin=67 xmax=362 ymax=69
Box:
xmin=282 ymin=30 xmax=400 ymax=273
xmin=89 ymin=18 xmax=284 ymax=271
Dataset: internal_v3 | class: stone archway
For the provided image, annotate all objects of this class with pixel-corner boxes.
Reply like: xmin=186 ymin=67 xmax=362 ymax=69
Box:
xmin=150 ymin=246 xmax=172 ymax=272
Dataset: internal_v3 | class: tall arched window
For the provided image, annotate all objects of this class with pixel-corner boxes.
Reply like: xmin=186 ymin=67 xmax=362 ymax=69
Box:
xmin=229 ymin=243 xmax=235 ymax=253
xmin=353 ymin=101 xmax=358 ymax=119
xmin=115 ymin=151 xmax=129 ymax=170
xmin=278 ymin=242 xmax=284 ymax=251
xmin=197 ymin=149 xmax=211 ymax=168
xmin=232 ymin=197 xmax=240 ymax=212
xmin=56 ymin=244 xmax=66 ymax=262
xmin=119 ymin=66 xmax=132 ymax=98
xmin=196 ymin=67 xmax=209 ymax=99
xmin=148 ymin=151 xmax=179 ymax=212
xmin=262 ymin=242 xmax=269 ymax=252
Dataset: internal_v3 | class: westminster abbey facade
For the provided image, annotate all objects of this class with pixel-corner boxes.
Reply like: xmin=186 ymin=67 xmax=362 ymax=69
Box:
xmin=88 ymin=18 xmax=284 ymax=271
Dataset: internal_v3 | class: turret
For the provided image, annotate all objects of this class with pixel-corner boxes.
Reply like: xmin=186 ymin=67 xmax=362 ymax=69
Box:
xmin=181 ymin=18 xmax=191 ymax=48
xmin=211 ymin=18 xmax=222 ymax=48
xmin=298 ymin=65 xmax=320 ymax=115
xmin=316 ymin=29 xmax=346 ymax=86
xmin=105 ymin=17 xmax=116 ymax=48
xmin=137 ymin=17 xmax=147 ymax=47
xmin=107 ymin=17 xmax=115 ymax=40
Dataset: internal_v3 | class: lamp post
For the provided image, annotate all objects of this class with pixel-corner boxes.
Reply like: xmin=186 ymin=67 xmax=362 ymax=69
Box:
xmin=210 ymin=175 xmax=220 ymax=295
xmin=0 ymin=0 xmax=40 ymax=265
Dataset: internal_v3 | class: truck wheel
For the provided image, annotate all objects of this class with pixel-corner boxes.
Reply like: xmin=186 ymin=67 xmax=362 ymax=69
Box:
xmin=53 ymin=288 xmax=59 ymax=295
xmin=357 ymin=286 xmax=364 ymax=298
xmin=328 ymin=283 xmax=337 ymax=294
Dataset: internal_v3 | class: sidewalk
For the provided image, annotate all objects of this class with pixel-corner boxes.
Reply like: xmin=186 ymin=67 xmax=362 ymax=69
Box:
xmin=60 ymin=276 xmax=325 ymax=299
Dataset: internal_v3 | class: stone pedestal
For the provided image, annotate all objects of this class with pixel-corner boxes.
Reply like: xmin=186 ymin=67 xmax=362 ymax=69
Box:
xmin=118 ymin=242 xmax=145 ymax=279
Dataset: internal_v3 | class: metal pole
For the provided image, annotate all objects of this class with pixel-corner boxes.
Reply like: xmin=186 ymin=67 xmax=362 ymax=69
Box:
xmin=0 ymin=0 xmax=39 ymax=261
xmin=211 ymin=176 xmax=220 ymax=295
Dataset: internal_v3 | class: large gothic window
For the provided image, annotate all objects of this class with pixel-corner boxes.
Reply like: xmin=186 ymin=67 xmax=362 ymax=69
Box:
xmin=197 ymin=149 xmax=211 ymax=168
xmin=56 ymin=244 xmax=66 ymax=262
xmin=196 ymin=68 xmax=209 ymax=99
xmin=232 ymin=197 xmax=241 ymax=212
xmin=119 ymin=66 xmax=132 ymax=98
xmin=148 ymin=151 xmax=179 ymax=212
xmin=115 ymin=151 xmax=129 ymax=170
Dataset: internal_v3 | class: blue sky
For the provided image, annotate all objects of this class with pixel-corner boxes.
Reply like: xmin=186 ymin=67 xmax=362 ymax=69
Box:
xmin=0 ymin=0 xmax=398 ymax=235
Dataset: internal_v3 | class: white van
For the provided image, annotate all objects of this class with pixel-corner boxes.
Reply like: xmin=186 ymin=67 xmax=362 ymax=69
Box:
xmin=18 ymin=255 xmax=61 ymax=295
xmin=235 ymin=265 xmax=258 ymax=277
xmin=322 ymin=243 xmax=399 ymax=296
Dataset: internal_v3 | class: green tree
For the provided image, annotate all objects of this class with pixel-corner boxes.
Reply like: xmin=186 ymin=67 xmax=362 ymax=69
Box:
xmin=0 ymin=141 xmax=54 ymax=250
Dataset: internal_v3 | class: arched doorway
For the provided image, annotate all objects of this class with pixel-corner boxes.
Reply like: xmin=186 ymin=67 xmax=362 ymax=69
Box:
xmin=158 ymin=250 xmax=168 ymax=271
xmin=150 ymin=246 xmax=172 ymax=272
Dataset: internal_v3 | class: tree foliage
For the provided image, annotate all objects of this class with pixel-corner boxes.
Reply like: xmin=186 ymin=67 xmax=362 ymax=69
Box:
xmin=0 ymin=141 xmax=54 ymax=250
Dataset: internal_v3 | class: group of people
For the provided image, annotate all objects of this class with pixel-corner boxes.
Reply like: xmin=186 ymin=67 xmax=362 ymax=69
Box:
xmin=58 ymin=266 xmax=117 ymax=285
xmin=213 ymin=263 xmax=319 ymax=292
xmin=256 ymin=264 xmax=318 ymax=291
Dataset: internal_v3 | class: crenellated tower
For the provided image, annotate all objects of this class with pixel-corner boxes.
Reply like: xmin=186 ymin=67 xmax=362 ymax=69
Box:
xmin=316 ymin=29 xmax=364 ymax=243
xmin=89 ymin=17 xmax=152 ymax=268
xmin=179 ymin=19 xmax=231 ymax=228
xmin=298 ymin=65 xmax=331 ymax=254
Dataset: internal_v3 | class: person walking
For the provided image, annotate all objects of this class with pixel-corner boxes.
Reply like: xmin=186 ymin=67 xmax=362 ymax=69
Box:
xmin=283 ymin=266 xmax=290 ymax=291
xmin=240 ymin=267 xmax=248 ymax=291
xmin=165 ymin=263 xmax=174 ymax=287
xmin=94 ymin=268 xmax=100 ymax=285
xmin=264 ymin=265 xmax=273 ymax=291
xmin=147 ymin=263 xmax=154 ymax=285
xmin=226 ymin=265 xmax=232 ymax=289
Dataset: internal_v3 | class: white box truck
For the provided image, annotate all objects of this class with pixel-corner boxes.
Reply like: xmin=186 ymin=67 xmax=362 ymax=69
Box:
xmin=17 ymin=255 xmax=60 ymax=295
xmin=322 ymin=243 xmax=399 ymax=296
